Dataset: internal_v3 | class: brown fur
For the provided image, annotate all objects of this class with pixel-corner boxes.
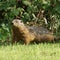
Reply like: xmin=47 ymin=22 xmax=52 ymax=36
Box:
xmin=11 ymin=19 xmax=59 ymax=44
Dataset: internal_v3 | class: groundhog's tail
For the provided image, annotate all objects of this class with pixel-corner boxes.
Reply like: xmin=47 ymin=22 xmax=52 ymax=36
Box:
xmin=54 ymin=36 xmax=60 ymax=42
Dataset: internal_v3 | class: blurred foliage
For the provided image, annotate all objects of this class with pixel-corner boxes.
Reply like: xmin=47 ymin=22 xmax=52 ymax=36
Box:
xmin=0 ymin=0 xmax=60 ymax=40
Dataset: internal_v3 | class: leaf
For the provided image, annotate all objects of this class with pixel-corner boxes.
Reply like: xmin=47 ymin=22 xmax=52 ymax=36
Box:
xmin=22 ymin=1 xmax=31 ymax=6
xmin=55 ymin=3 xmax=60 ymax=14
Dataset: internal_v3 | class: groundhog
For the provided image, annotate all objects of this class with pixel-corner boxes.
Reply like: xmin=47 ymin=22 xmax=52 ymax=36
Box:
xmin=11 ymin=19 xmax=60 ymax=44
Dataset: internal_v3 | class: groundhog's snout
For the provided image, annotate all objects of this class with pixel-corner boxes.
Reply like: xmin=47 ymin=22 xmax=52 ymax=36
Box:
xmin=11 ymin=20 xmax=18 ymax=25
xmin=11 ymin=22 xmax=13 ymax=25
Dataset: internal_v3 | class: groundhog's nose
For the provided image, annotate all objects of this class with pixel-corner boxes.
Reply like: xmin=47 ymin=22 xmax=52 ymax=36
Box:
xmin=11 ymin=22 xmax=13 ymax=25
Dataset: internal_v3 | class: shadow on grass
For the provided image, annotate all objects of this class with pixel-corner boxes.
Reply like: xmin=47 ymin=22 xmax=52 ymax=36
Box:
xmin=0 ymin=39 xmax=60 ymax=46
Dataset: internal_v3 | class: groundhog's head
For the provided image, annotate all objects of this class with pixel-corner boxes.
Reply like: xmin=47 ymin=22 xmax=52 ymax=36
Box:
xmin=12 ymin=19 xmax=24 ymax=28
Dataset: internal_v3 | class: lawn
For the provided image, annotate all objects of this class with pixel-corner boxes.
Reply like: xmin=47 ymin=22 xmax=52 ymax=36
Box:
xmin=0 ymin=43 xmax=60 ymax=60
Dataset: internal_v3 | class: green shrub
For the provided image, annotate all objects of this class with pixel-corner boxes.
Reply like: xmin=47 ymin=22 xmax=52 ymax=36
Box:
xmin=0 ymin=0 xmax=60 ymax=41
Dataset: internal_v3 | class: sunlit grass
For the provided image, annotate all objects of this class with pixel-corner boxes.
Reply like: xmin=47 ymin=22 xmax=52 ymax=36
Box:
xmin=0 ymin=43 xmax=60 ymax=60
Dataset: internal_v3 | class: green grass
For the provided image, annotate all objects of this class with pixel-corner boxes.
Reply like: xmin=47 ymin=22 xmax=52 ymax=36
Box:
xmin=0 ymin=43 xmax=60 ymax=60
